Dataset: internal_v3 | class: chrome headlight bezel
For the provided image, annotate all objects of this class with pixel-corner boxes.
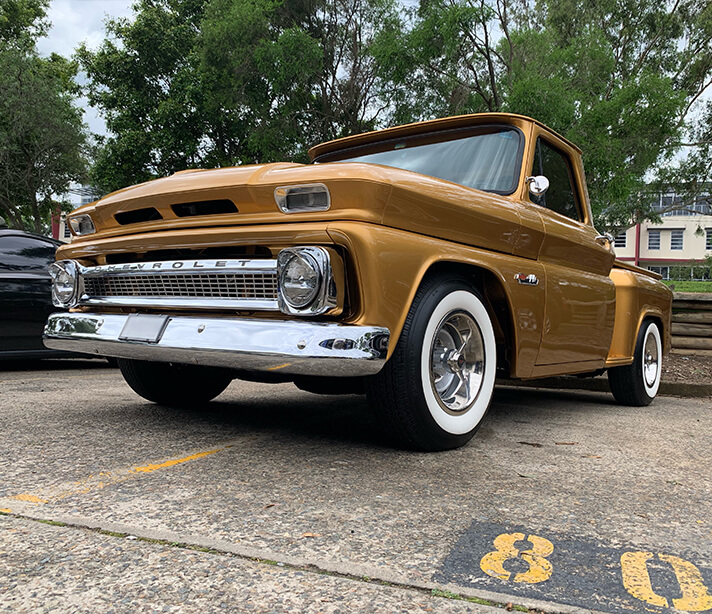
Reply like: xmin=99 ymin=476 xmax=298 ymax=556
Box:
xmin=49 ymin=260 xmax=82 ymax=308
xmin=68 ymin=214 xmax=96 ymax=236
xmin=274 ymin=184 xmax=330 ymax=213
xmin=277 ymin=247 xmax=337 ymax=315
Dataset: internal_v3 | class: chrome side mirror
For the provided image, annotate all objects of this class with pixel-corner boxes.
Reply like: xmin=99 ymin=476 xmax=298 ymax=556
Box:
xmin=595 ymin=232 xmax=615 ymax=246
xmin=526 ymin=175 xmax=549 ymax=196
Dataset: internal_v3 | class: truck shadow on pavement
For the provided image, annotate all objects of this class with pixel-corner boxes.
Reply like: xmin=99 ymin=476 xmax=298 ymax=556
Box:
xmin=134 ymin=383 xmax=626 ymax=451
xmin=0 ymin=358 xmax=115 ymax=372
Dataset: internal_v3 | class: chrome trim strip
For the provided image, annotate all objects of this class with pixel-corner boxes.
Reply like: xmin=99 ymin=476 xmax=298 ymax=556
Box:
xmin=80 ymin=258 xmax=277 ymax=276
xmin=79 ymin=297 xmax=278 ymax=310
xmin=44 ymin=312 xmax=389 ymax=377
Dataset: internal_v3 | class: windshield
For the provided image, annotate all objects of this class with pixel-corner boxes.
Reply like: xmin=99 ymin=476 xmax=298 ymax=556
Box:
xmin=325 ymin=127 xmax=522 ymax=194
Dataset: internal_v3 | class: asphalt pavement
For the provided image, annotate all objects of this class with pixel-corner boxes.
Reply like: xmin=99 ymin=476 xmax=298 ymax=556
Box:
xmin=1 ymin=360 xmax=710 ymax=613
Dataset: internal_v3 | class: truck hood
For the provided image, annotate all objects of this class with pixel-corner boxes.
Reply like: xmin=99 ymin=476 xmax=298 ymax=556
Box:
xmin=70 ymin=161 xmax=523 ymax=257
xmin=71 ymin=162 xmax=395 ymax=241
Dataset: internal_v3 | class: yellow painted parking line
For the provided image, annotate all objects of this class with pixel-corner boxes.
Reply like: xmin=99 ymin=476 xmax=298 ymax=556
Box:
xmin=9 ymin=445 xmax=231 ymax=505
xmin=12 ymin=494 xmax=48 ymax=504
xmin=131 ymin=449 xmax=221 ymax=473
xmin=267 ymin=363 xmax=292 ymax=371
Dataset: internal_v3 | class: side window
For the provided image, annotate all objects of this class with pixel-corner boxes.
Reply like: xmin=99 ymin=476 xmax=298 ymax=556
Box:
xmin=0 ymin=235 xmax=57 ymax=272
xmin=530 ymin=138 xmax=580 ymax=221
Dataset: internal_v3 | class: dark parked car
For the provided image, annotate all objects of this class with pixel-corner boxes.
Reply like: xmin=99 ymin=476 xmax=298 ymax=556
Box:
xmin=0 ymin=223 xmax=77 ymax=359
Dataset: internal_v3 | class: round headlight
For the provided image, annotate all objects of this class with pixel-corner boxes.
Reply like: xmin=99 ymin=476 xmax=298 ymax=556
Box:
xmin=279 ymin=252 xmax=321 ymax=308
xmin=49 ymin=260 xmax=79 ymax=307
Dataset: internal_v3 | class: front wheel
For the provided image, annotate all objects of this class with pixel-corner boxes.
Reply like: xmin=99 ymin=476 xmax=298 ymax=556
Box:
xmin=367 ymin=278 xmax=497 ymax=451
xmin=118 ymin=359 xmax=233 ymax=407
xmin=608 ymin=320 xmax=662 ymax=406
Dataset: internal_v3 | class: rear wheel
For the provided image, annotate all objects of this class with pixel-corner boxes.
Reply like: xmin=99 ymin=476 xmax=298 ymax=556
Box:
xmin=118 ymin=359 xmax=233 ymax=407
xmin=367 ymin=277 xmax=497 ymax=451
xmin=608 ymin=320 xmax=662 ymax=406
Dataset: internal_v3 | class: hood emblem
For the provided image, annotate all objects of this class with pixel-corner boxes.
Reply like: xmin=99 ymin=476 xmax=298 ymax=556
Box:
xmin=515 ymin=273 xmax=539 ymax=286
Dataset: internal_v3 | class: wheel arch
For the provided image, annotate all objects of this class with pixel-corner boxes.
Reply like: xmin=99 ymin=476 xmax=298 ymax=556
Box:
xmin=404 ymin=259 xmax=517 ymax=376
xmin=637 ymin=309 xmax=668 ymax=354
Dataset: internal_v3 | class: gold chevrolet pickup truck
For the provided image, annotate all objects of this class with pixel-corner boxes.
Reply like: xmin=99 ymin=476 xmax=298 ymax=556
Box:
xmin=45 ymin=113 xmax=672 ymax=451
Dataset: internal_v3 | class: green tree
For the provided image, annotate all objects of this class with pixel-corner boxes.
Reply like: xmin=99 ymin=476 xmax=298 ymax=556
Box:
xmin=77 ymin=0 xmax=209 ymax=192
xmin=197 ymin=0 xmax=321 ymax=165
xmin=375 ymin=0 xmax=711 ymax=231
xmin=0 ymin=1 xmax=87 ymax=232
xmin=80 ymin=0 xmax=404 ymax=193
xmin=0 ymin=0 xmax=48 ymax=45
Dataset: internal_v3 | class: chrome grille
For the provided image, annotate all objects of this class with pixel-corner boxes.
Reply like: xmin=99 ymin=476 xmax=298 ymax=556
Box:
xmin=78 ymin=258 xmax=279 ymax=311
xmin=84 ymin=272 xmax=277 ymax=300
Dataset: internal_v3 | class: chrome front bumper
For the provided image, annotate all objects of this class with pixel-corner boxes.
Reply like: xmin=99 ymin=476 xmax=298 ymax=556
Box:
xmin=44 ymin=312 xmax=389 ymax=377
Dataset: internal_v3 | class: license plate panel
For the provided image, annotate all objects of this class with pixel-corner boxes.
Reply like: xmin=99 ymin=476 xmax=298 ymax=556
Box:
xmin=119 ymin=314 xmax=170 ymax=343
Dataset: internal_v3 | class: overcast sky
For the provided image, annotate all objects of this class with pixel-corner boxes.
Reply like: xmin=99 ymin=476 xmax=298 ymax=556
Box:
xmin=37 ymin=0 xmax=135 ymax=135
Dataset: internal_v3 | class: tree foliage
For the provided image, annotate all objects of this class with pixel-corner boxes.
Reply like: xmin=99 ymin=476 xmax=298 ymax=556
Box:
xmin=81 ymin=0 xmax=404 ymax=193
xmin=0 ymin=0 xmax=48 ymax=45
xmin=0 ymin=0 xmax=87 ymax=232
xmin=373 ymin=0 xmax=711 ymax=230
xmin=82 ymin=0 xmax=711 ymax=231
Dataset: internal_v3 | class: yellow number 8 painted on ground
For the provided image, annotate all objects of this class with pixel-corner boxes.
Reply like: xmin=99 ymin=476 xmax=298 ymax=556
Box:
xmin=480 ymin=532 xmax=554 ymax=584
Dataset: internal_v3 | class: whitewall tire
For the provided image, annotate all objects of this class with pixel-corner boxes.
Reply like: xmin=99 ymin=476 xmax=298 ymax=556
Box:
xmin=366 ymin=277 xmax=497 ymax=451
xmin=608 ymin=320 xmax=662 ymax=406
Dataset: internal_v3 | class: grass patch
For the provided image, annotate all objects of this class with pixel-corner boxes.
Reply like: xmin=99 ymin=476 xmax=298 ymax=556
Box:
xmin=432 ymin=589 xmax=462 ymax=599
xmin=431 ymin=588 xmax=531 ymax=610
xmin=97 ymin=529 xmax=127 ymax=538
xmin=35 ymin=519 xmax=67 ymax=527
xmin=663 ymin=280 xmax=712 ymax=292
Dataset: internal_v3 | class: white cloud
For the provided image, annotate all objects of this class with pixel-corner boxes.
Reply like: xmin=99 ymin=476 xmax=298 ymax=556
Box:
xmin=38 ymin=0 xmax=133 ymax=57
xmin=37 ymin=0 xmax=135 ymax=135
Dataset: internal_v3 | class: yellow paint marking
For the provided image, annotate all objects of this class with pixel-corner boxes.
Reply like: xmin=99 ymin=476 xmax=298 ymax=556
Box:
xmin=7 ymin=446 xmax=230 ymax=505
xmin=131 ymin=449 xmax=222 ymax=473
xmin=0 ymin=508 xmax=12 ymax=513
xmin=267 ymin=363 xmax=292 ymax=371
xmin=659 ymin=554 xmax=712 ymax=611
xmin=12 ymin=494 xmax=48 ymax=504
xmin=621 ymin=551 xmax=712 ymax=611
xmin=480 ymin=532 xmax=554 ymax=584
xmin=621 ymin=552 xmax=668 ymax=607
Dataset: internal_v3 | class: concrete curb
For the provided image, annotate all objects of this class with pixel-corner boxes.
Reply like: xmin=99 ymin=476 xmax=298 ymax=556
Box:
xmin=0 ymin=506 xmax=610 ymax=614
xmin=498 ymin=377 xmax=712 ymax=398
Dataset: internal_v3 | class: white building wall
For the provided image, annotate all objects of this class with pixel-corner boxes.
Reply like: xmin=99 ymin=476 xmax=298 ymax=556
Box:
xmin=614 ymin=215 xmax=712 ymax=267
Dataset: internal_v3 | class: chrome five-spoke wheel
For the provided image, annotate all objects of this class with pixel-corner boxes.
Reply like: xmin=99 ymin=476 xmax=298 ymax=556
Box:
xmin=430 ymin=312 xmax=485 ymax=413
xmin=367 ymin=277 xmax=497 ymax=451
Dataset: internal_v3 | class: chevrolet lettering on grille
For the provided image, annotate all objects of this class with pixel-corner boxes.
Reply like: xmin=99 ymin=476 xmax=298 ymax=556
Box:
xmin=88 ymin=259 xmax=270 ymax=274
xmin=77 ymin=259 xmax=279 ymax=311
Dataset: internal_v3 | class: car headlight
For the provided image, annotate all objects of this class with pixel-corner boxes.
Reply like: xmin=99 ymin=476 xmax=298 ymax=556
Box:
xmin=274 ymin=184 xmax=330 ymax=213
xmin=68 ymin=214 xmax=96 ymax=235
xmin=277 ymin=247 xmax=337 ymax=315
xmin=279 ymin=251 xmax=321 ymax=309
xmin=49 ymin=260 xmax=80 ymax=307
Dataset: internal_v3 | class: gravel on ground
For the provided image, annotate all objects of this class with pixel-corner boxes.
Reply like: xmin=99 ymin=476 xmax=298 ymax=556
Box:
xmin=662 ymin=352 xmax=712 ymax=385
